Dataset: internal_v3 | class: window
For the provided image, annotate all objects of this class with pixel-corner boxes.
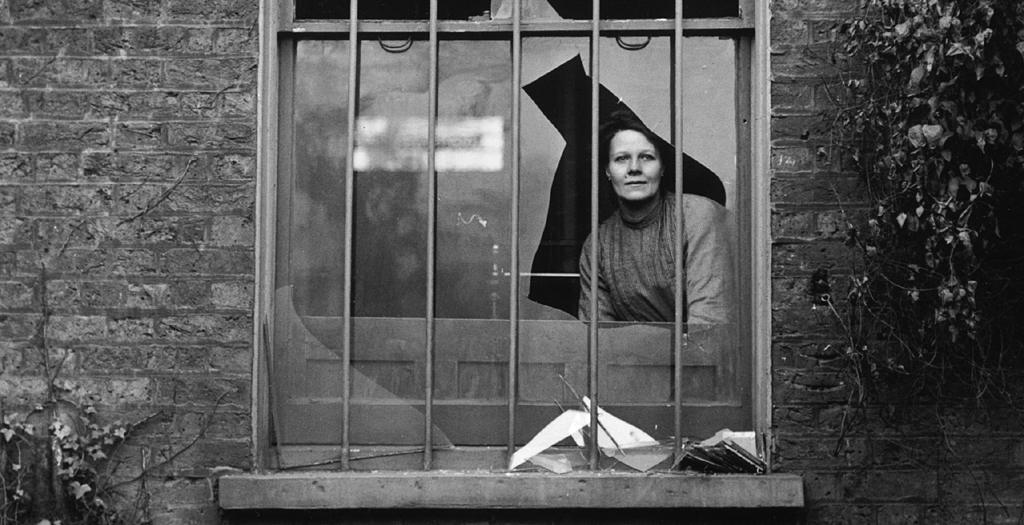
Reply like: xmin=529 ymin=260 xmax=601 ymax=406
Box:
xmin=252 ymin=0 xmax=771 ymax=474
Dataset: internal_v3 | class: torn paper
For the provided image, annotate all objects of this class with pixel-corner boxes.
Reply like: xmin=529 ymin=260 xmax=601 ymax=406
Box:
xmin=509 ymin=409 xmax=589 ymax=470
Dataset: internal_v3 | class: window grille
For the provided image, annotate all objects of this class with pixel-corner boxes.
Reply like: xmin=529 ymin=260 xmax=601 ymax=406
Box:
xmin=263 ymin=0 xmax=756 ymax=473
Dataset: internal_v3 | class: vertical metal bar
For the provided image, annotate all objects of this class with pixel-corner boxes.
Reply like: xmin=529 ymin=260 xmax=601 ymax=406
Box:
xmin=423 ymin=0 xmax=439 ymax=471
xmin=340 ymin=0 xmax=359 ymax=471
xmin=506 ymin=0 xmax=522 ymax=466
xmin=587 ymin=0 xmax=601 ymax=471
xmin=672 ymin=0 xmax=686 ymax=465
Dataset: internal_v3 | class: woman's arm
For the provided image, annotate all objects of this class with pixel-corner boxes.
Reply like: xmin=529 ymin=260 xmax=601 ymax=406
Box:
xmin=578 ymin=234 xmax=617 ymax=321
xmin=683 ymin=194 xmax=735 ymax=325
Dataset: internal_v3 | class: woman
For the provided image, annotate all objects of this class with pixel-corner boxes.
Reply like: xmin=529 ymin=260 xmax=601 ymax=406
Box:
xmin=578 ymin=113 xmax=734 ymax=324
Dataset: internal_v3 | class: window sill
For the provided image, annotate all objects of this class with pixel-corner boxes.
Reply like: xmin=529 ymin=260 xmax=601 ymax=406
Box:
xmin=218 ymin=471 xmax=803 ymax=509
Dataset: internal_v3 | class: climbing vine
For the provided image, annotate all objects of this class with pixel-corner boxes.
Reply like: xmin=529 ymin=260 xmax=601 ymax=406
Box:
xmin=830 ymin=0 xmax=1024 ymax=404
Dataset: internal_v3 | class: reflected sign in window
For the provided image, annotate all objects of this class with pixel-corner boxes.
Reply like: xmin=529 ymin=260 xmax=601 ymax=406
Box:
xmin=354 ymin=117 xmax=504 ymax=172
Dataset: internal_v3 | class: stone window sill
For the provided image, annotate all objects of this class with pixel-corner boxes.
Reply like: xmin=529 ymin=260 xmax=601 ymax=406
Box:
xmin=219 ymin=471 xmax=803 ymax=509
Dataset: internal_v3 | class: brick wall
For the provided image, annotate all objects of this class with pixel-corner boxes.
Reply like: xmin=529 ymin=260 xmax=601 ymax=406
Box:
xmin=2 ymin=0 xmax=1022 ymax=523
xmin=769 ymin=1 xmax=1024 ymax=523
xmin=0 ymin=0 xmax=257 ymax=522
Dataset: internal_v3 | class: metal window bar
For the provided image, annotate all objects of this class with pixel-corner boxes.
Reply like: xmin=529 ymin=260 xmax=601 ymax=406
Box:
xmin=506 ymin=0 xmax=522 ymax=467
xmin=340 ymin=0 xmax=359 ymax=472
xmin=325 ymin=0 xmax=707 ymax=473
xmin=424 ymin=0 xmax=439 ymax=471
xmin=587 ymin=0 xmax=601 ymax=471
xmin=672 ymin=0 xmax=686 ymax=468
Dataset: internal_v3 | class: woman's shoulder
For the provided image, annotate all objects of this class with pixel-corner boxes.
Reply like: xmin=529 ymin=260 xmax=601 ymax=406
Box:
xmin=666 ymin=192 xmax=728 ymax=219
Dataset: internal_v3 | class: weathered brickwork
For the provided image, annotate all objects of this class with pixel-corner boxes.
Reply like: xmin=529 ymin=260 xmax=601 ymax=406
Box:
xmin=2 ymin=0 xmax=1022 ymax=523
xmin=0 ymin=0 xmax=256 ymax=523
xmin=769 ymin=1 xmax=1024 ymax=524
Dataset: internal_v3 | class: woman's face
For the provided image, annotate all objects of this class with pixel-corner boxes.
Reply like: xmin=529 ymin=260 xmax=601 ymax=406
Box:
xmin=605 ymin=129 xmax=663 ymax=203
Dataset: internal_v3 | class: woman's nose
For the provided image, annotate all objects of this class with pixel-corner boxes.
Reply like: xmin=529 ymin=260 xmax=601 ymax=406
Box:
xmin=628 ymin=158 xmax=641 ymax=172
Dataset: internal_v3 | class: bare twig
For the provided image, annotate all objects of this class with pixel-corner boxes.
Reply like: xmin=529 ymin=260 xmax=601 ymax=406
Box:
xmin=117 ymin=157 xmax=196 ymax=226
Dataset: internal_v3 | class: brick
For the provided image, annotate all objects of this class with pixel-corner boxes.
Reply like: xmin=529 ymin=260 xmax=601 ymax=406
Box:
xmin=925 ymin=505 xmax=1024 ymax=525
xmin=167 ymin=280 xmax=212 ymax=309
xmin=35 ymin=153 xmax=80 ymax=181
xmin=166 ymin=120 xmax=256 ymax=149
xmin=17 ymin=121 xmax=110 ymax=150
xmin=31 ymin=248 xmax=158 ymax=276
xmin=210 ymin=280 xmax=252 ymax=309
xmin=102 ymin=0 xmax=163 ymax=22
xmin=108 ymin=315 xmax=156 ymax=341
xmin=157 ymin=248 xmax=253 ymax=275
xmin=771 ymin=175 xmax=865 ymax=204
xmin=156 ymin=375 xmax=249 ymax=407
xmin=771 ymin=42 xmax=840 ymax=79
xmin=774 ymin=435 xmax=869 ymax=469
xmin=8 ymin=0 xmax=102 ymax=24
xmin=772 ymin=241 xmax=857 ymax=276
xmin=0 ymin=153 xmax=33 ymax=182
xmin=773 ymin=366 xmax=852 ymax=404
xmin=94 ymin=26 xmax=216 ymax=56
xmin=11 ymin=57 xmax=109 ymax=87
xmin=114 ymin=122 xmax=166 ymax=149
xmin=83 ymin=152 xmax=190 ymax=181
xmin=871 ymin=436 xmax=942 ymax=469
xmin=109 ymin=58 xmax=164 ymax=88
xmin=0 ymin=376 xmax=48 ymax=406
xmin=19 ymin=185 xmax=116 ymax=215
xmin=0 ymin=186 xmax=17 ymax=213
xmin=852 ymin=470 xmax=939 ymax=503
xmin=771 ymin=81 xmax=814 ymax=111
xmin=771 ymin=16 xmax=808 ymax=47
xmin=0 ymin=27 xmax=92 ymax=56
xmin=44 ymin=314 xmax=107 ymax=342
xmin=156 ymin=314 xmax=251 ymax=343
xmin=149 ymin=504 xmax=221 ymax=525
xmin=773 ymin=339 xmax=846 ymax=369
xmin=214 ymin=27 xmax=258 ymax=55
xmin=62 ymin=376 xmax=156 ymax=406
xmin=118 ymin=183 xmax=251 ymax=216
xmin=771 ymin=208 xmax=859 ymax=241
xmin=209 ymin=215 xmax=253 ymax=246
xmin=167 ymin=409 xmax=250 ymax=440
xmin=164 ymin=58 xmax=256 ymax=89
xmin=0 ymin=89 xmax=26 ymax=116
xmin=126 ymin=282 xmax=170 ymax=309
xmin=0 ymin=279 xmax=36 ymax=309
xmin=165 ymin=0 xmax=257 ymax=23
xmin=0 ymin=121 xmax=14 ymax=147
xmin=45 ymin=279 xmax=127 ymax=310
xmin=0 ymin=216 xmax=36 ymax=246
xmin=804 ymin=503 xmax=876 ymax=524
xmin=204 ymin=152 xmax=254 ymax=181
xmin=77 ymin=344 xmax=249 ymax=374
xmin=178 ymin=90 xmax=254 ymax=119
xmin=148 ymin=478 xmax=215 ymax=509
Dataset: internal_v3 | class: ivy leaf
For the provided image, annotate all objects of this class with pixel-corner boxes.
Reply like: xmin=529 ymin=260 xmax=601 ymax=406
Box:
xmin=1 ymin=427 xmax=14 ymax=442
xmin=1017 ymin=41 xmax=1024 ymax=58
xmin=908 ymin=125 xmax=926 ymax=147
xmin=69 ymin=481 xmax=91 ymax=500
xmin=909 ymin=65 xmax=926 ymax=90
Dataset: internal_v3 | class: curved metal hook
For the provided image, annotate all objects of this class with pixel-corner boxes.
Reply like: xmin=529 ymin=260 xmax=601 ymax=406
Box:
xmin=615 ymin=35 xmax=652 ymax=51
xmin=378 ymin=34 xmax=414 ymax=53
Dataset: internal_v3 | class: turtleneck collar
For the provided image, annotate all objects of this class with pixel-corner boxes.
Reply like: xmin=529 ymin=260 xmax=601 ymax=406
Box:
xmin=619 ymin=192 xmax=665 ymax=230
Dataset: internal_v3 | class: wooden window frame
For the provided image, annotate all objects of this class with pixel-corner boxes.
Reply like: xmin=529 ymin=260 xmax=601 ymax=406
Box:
xmin=222 ymin=0 xmax=798 ymax=510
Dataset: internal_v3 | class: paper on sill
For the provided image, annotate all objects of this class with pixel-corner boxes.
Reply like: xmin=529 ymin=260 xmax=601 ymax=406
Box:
xmin=511 ymin=399 xmax=672 ymax=472
xmin=509 ymin=409 xmax=590 ymax=470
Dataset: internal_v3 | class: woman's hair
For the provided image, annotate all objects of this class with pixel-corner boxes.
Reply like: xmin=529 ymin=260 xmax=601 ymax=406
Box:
xmin=598 ymin=109 xmax=669 ymax=169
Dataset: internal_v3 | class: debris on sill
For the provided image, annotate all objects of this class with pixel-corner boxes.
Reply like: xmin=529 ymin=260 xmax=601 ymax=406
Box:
xmin=510 ymin=400 xmax=765 ymax=474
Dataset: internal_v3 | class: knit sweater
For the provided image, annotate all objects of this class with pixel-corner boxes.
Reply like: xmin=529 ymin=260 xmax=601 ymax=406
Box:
xmin=578 ymin=193 xmax=734 ymax=324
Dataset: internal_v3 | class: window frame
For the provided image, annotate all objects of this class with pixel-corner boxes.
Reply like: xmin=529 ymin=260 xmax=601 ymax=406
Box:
xmin=245 ymin=0 xmax=778 ymax=494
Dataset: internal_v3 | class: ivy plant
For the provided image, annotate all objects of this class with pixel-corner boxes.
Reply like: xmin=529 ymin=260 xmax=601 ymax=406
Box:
xmin=832 ymin=0 xmax=1024 ymax=403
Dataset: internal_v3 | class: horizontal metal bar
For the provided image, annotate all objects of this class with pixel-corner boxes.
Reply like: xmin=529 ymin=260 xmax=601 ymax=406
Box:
xmin=283 ymin=18 xmax=754 ymax=34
